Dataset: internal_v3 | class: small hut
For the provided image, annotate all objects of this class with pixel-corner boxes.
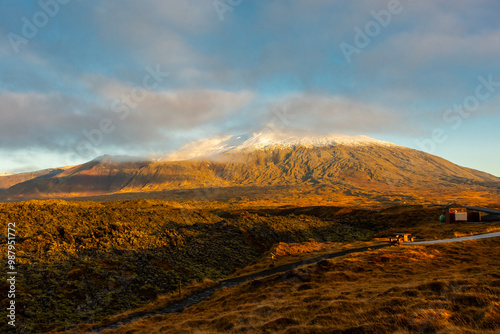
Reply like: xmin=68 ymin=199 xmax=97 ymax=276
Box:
xmin=445 ymin=204 xmax=481 ymax=223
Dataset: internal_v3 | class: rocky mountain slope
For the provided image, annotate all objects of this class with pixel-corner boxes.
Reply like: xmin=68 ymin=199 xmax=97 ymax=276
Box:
xmin=1 ymin=133 xmax=499 ymax=203
xmin=0 ymin=168 xmax=66 ymax=190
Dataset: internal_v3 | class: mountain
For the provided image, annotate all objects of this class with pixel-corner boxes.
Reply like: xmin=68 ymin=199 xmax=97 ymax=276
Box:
xmin=164 ymin=132 xmax=397 ymax=161
xmin=0 ymin=155 xmax=150 ymax=199
xmin=1 ymin=132 xmax=499 ymax=204
xmin=0 ymin=168 xmax=71 ymax=190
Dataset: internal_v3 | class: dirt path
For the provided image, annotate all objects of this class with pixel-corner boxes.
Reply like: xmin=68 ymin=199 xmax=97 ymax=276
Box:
xmin=75 ymin=232 xmax=500 ymax=333
xmin=76 ymin=244 xmax=391 ymax=333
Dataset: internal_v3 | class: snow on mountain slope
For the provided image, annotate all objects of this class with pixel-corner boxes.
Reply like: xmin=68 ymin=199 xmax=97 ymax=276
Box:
xmin=164 ymin=131 xmax=398 ymax=161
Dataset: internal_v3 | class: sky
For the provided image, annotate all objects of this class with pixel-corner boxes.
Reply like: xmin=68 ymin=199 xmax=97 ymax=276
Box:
xmin=0 ymin=0 xmax=499 ymax=176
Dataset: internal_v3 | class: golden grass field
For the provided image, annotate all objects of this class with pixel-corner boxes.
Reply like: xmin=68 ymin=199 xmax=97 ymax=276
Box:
xmin=1 ymin=200 xmax=499 ymax=333
xmin=92 ymin=237 xmax=500 ymax=334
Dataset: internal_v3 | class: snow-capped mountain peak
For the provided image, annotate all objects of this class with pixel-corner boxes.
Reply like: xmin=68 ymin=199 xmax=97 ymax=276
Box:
xmin=163 ymin=131 xmax=397 ymax=161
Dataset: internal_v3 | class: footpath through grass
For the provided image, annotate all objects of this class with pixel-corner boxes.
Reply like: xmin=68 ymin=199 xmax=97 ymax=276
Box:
xmin=101 ymin=237 xmax=500 ymax=334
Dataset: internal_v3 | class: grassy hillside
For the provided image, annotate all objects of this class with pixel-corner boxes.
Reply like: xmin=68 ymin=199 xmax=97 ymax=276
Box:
xmin=91 ymin=237 xmax=500 ymax=334
xmin=1 ymin=200 xmax=498 ymax=333
xmin=0 ymin=200 xmax=371 ymax=333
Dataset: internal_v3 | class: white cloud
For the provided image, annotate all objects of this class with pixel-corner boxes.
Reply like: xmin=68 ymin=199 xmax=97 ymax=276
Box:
xmin=2 ymin=0 xmax=500 ymax=174
xmin=135 ymin=89 xmax=255 ymax=128
xmin=0 ymin=92 xmax=87 ymax=148
xmin=259 ymin=93 xmax=415 ymax=135
xmin=0 ymin=86 xmax=255 ymax=156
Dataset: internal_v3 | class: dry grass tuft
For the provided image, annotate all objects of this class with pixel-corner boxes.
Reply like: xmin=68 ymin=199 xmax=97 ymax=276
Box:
xmin=274 ymin=239 xmax=339 ymax=257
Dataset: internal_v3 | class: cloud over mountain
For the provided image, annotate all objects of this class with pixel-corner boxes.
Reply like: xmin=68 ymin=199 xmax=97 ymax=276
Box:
xmin=1 ymin=1 xmax=500 ymax=175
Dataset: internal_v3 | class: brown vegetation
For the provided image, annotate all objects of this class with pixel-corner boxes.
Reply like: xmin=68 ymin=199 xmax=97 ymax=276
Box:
xmin=0 ymin=200 xmax=498 ymax=333
xmin=0 ymin=200 xmax=371 ymax=333
xmin=95 ymin=237 xmax=500 ymax=334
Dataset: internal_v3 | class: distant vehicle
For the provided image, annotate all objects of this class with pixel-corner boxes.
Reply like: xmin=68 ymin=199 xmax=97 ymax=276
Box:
xmin=389 ymin=233 xmax=415 ymax=244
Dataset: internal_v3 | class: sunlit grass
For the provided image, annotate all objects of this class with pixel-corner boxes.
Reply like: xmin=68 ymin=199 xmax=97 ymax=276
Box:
xmin=100 ymin=237 xmax=500 ymax=334
xmin=0 ymin=200 xmax=498 ymax=333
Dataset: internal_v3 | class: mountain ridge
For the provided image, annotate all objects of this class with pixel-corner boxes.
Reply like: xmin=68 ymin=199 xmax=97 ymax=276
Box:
xmin=0 ymin=133 xmax=499 ymax=204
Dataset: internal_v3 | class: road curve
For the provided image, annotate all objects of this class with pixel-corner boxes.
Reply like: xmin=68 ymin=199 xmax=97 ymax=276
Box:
xmin=72 ymin=232 xmax=500 ymax=333
xmin=463 ymin=206 xmax=500 ymax=215
xmin=403 ymin=231 xmax=500 ymax=245
xmin=83 ymin=244 xmax=392 ymax=333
